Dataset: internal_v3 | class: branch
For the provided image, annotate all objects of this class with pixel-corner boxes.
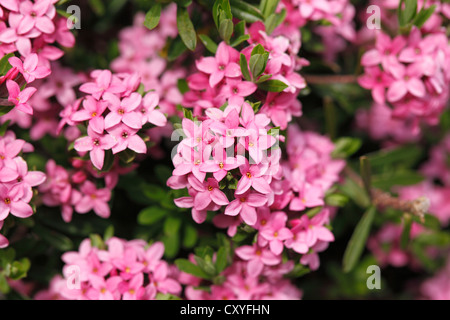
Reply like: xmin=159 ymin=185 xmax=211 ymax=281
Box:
xmin=344 ymin=167 xmax=429 ymax=222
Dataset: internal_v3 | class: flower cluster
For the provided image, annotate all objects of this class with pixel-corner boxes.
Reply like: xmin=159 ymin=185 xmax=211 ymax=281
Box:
xmin=169 ymin=102 xmax=280 ymax=226
xmin=358 ymin=27 xmax=450 ymax=130
xmin=185 ymin=25 xmax=306 ymax=130
xmin=36 ymin=237 xmax=182 ymax=300
xmin=59 ymin=70 xmax=168 ymax=171
xmin=421 ymin=257 xmax=450 ymax=300
xmin=184 ymin=259 xmax=302 ymax=300
xmin=0 ymin=131 xmax=45 ymax=247
xmin=0 ymin=0 xmax=75 ymax=115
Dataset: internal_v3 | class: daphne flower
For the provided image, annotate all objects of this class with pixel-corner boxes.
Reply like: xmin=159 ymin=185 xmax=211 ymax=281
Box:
xmin=0 ymin=184 xmax=33 ymax=220
xmin=74 ymin=126 xmax=117 ymax=170
xmin=6 ymin=80 xmax=36 ymax=115
xmin=71 ymin=96 xmax=108 ymax=134
xmin=74 ymin=181 xmax=111 ymax=218
xmin=188 ymin=176 xmax=229 ymax=210
xmin=225 ymin=191 xmax=267 ymax=226
xmin=195 ymin=41 xmax=241 ymax=87
xmin=103 ymin=92 xmax=142 ymax=130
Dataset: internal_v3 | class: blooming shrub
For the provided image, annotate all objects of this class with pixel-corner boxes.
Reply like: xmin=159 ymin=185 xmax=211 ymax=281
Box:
xmin=0 ymin=0 xmax=449 ymax=301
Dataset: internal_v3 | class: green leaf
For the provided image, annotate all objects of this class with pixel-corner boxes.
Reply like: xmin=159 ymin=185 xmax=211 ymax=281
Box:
xmin=0 ymin=120 xmax=10 ymax=137
xmin=167 ymin=37 xmax=188 ymax=61
xmin=88 ymin=0 xmax=105 ymax=16
xmin=103 ymin=225 xmax=114 ymax=241
xmin=261 ymin=0 xmax=280 ymax=18
xmin=230 ymin=34 xmax=250 ymax=47
xmin=177 ymin=78 xmax=190 ymax=94
xmin=400 ymin=214 xmax=413 ymax=250
xmin=305 ymin=206 xmax=323 ymax=218
xmin=255 ymin=74 xmax=272 ymax=84
xmin=251 ymin=44 xmax=265 ymax=56
xmin=331 ymin=137 xmax=362 ymax=159
xmin=164 ymin=217 xmax=182 ymax=236
xmin=399 ymin=0 xmax=417 ymax=26
xmin=182 ymin=224 xmax=198 ymax=248
xmin=342 ymin=206 xmax=376 ymax=273
xmin=194 ymin=256 xmax=216 ymax=276
xmin=198 ymin=34 xmax=218 ymax=54
xmin=118 ymin=149 xmax=136 ymax=164
xmin=230 ymin=0 xmax=264 ymax=22
xmin=0 ymin=53 xmax=14 ymax=75
xmin=34 ymin=225 xmax=73 ymax=251
xmin=412 ymin=5 xmax=436 ymax=28
xmin=183 ymin=108 xmax=194 ymax=120
xmin=325 ymin=193 xmax=349 ymax=207
xmin=176 ymin=7 xmax=197 ymax=51
xmin=174 ymin=0 xmax=192 ymax=7
xmin=371 ymin=171 xmax=424 ymax=190
xmin=239 ymin=54 xmax=252 ymax=81
xmin=219 ymin=19 xmax=234 ymax=43
xmin=234 ymin=20 xmax=245 ymax=36
xmin=411 ymin=213 xmax=441 ymax=230
xmin=144 ymin=3 xmax=162 ymax=30
xmin=249 ymin=54 xmax=266 ymax=79
xmin=367 ymin=146 xmax=422 ymax=169
xmin=89 ymin=234 xmax=105 ymax=249
xmin=142 ymin=184 xmax=166 ymax=202
xmin=137 ymin=206 xmax=167 ymax=225
xmin=9 ymin=258 xmax=30 ymax=281
xmin=162 ymin=233 xmax=180 ymax=258
xmin=156 ymin=293 xmax=182 ymax=300
xmin=0 ymin=274 xmax=10 ymax=294
xmin=257 ymin=79 xmax=288 ymax=92
xmin=265 ymin=9 xmax=285 ymax=35
xmin=175 ymin=259 xmax=212 ymax=279
xmin=0 ymin=105 xmax=14 ymax=117
xmin=215 ymin=247 xmax=228 ymax=273
xmin=359 ymin=156 xmax=372 ymax=200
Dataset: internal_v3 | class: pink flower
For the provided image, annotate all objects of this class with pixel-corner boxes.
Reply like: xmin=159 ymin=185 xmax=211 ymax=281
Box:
xmin=147 ymin=262 xmax=182 ymax=297
xmin=188 ymin=176 xmax=229 ymax=210
xmin=0 ymin=184 xmax=33 ymax=220
xmin=79 ymin=70 xmax=125 ymax=100
xmin=195 ymin=41 xmax=241 ymax=87
xmin=225 ymin=191 xmax=267 ymax=226
xmin=140 ymin=92 xmax=167 ymax=127
xmin=0 ymin=220 xmax=9 ymax=248
xmin=299 ymin=241 xmax=329 ymax=271
xmin=71 ymin=96 xmax=108 ymax=134
xmin=10 ymin=157 xmax=46 ymax=199
xmin=118 ymin=273 xmax=145 ymax=300
xmin=387 ymin=64 xmax=426 ymax=102
xmin=6 ymin=80 xmax=36 ymax=115
xmin=235 ymin=160 xmax=272 ymax=195
xmin=86 ymin=275 xmax=122 ymax=300
xmin=235 ymin=244 xmax=281 ymax=276
xmin=106 ymin=123 xmax=147 ymax=154
xmin=8 ymin=53 xmax=51 ymax=83
xmin=103 ymin=92 xmax=142 ymax=130
xmin=14 ymin=0 xmax=55 ymax=35
xmin=74 ymin=181 xmax=111 ymax=218
xmin=258 ymin=211 xmax=293 ymax=255
xmin=219 ymin=78 xmax=257 ymax=106
xmin=358 ymin=66 xmax=394 ymax=104
xmin=74 ymin=127 xmax=117 ymax=170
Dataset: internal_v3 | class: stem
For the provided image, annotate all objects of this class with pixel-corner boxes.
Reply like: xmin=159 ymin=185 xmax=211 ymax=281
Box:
xmin=344 ymin=166 xmax=429 ymax=222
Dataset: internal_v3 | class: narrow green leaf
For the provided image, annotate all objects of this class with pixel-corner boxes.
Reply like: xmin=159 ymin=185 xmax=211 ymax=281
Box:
xmin=103 ymin=225 xmax=114 ymax=241
xmin=360 ymin=156 xmax=372 ymax=200
xmin=367 ymin=145 xmax=422 ymax=169
xmin=198 ymin=34 xmax=218 ymax=54
xmin=0 ymin=53 xmax=14 ymax=75
xmin=194 ymin=256 xmax=216 ymax=276
xmin=162 ymin=233 xmax=180 ymax=258
xmin=174 ymin=0 xmax=192 ymax=7
xmin=257 ymin=79 xmax=288 ymax=92
xmin=176 ymin=7 xmax=197 ymax=51
xmin=0 ymin=274 xmax=10 ymax=294
xmin=400 ymin=214 xmax=413 ymax=250
xmin=261 ymin=0 xmax=280 ymax=18
xmin=239 ymin=54 xmax=252 ymax=81
xmin=137 ymin=206 xmax=167 ymax=225
xmin=144 ymin=3 xmax=162 ymax=30
xmin=230 ymin=0 xmax=264 ymax=22
xmin=219 ymin=19 xmax=234 ymax=43
xmin=371 ymin=171 xmax=424 ymax=190
xmin=343 ymin=206 xmax=377 ymax=273
xmin=230 ymin=34 xmax=250 ymax=47
xmin=325 ymin=193 xmax=349 ymax=207
xmin=251 ymin=44 xmax=265 ymax=56
xmin=182 ymin=224 xmax=198 ymax=248
xmin=175 ymin=259 xmax=212 ymax=279
xmin=412 ymin=5 xmax=436 ymax=27
xmin=411 ymin=213 xmax=441 ymax=230
xmin=220 ymin=0 xmax=232 ymax=20
xmin=183 ymin=108 xmax=193 ymax=120
xmin=0 ymin=120 xmax=11 ymax=136
xmin=168 ymin=36 xmax=188 ymax=61
xmin=215 ymin=247 xmax=228 ymax=273
xmin=249 ymin=54 xmax=266 ymax=79
xmin=0 ymin=105 xmax=14 ymax=117
xmin=164 ymin=217 xmax=182 ymax=236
